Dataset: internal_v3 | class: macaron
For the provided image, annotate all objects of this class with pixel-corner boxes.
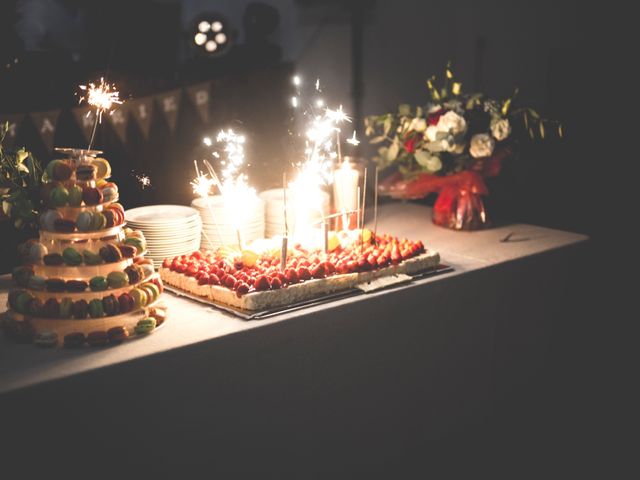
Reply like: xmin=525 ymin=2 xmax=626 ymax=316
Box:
xmin=82 ymin=186 xmax=103 ymax=206
xmin=151 ymin=277 xmax=164 ymax=294
xmin=15 ymin=291 xmax=35 ymax=314
xmin=140 ymin=263 xmax=155 ymax=279
xmin=102 ymin=294 xmax=120 ymax=316
xmin=52 ymin=161 xmax=72 ymax=181
xmin=67 ymin=184 xmax=84 ymax=207
xmin=54 ymin=218 xmax=76 ymax=232
xmin=130 ymin=288 xmax=147 ymax=309
xmin=12 ymin=266 xmax=34 ymax=287
xmin=88 ymin=299 xmax=104 ymax=318
xmin=89 ymin=276 xmax=108 ymax=291
xmin=28 ymin=242 xmax=48 ymax=263
xmin=90 ymin=212 xmax=107 ymax=231
xmin=123 ymin=237 xmax=145 ymax=254
xmin=124 ymin=265 xmax=143 ymax=284
xmin=76 ymin=211 xmax=93 ymax=232
xmin=64 ymin=332 xmax=86 ymax=348
xmin=141 ymin=282 xmax=160 ymax=304
xmin=72 ymin=299 xmax=89 ymax=319
xmin=107 ymin=326 xmax=128 ymax=344
xmin=103 ymin=210 xmax=116 ymax=228
xmin=40 ymin=210 xmax=62 ymax=231
xmin=45 ymin=278 xmax=66 ymax=292
xmin=59 ymin=298 xmax=73 ymax=318
xmin=49 ymin=185 xmax=69 ymax=207
xmin=45 ymin=159 xmax=62 ymax=180
xmin=43 ymin=253 xmax=64 ymax=266
xmin=27 ymin=298 xmax=44 ymax=317
xmin=65 ymin=279 xmax=88 ymax=292
xmin=101 ymin=187 xmax=118 ymax=203
xmin=118 ymin=244 xmax=136 ymax=258
xmin=91 ymin=158 xmax=111 ymax=178
xmin=134 ymin=317 xmax=156 ymax=335
xmin=107 ymin=271 xmax=129 ymax=289
xmin=87 ymin=331 xmax=109 ymax=347
xmin=109 ymin=203 xmax=125 ymax=225
xmin=99 ymin=243 xmax=122 ymax=263
xmin=27 ymin=275 xmax=46 ymax=291
xmin=75 ymin=164 xmax=96 ymax=181
xmin=62 ymin=247 xmax=83 ymax=266
xmin=148 ymin=306 xmax=167 ymax=326
xmin=118 ymin=293 xmax=135 ymax=313
xmin=83 ymin=250 xmax=103 ymax=265
xmin=34 ymin=331 xmax=58 ymax=348
xmin=42 ymin=298 xmax=60 ymax=318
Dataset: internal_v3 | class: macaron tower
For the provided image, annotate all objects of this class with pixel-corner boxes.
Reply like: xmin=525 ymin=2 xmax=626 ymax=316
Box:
xmin=5 ymin=148 xmax=166 ymax=348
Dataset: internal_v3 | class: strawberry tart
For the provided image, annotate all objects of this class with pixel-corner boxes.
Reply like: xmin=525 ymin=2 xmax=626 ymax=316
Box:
xmin=160 ymin=230 xmax=440 ymax=311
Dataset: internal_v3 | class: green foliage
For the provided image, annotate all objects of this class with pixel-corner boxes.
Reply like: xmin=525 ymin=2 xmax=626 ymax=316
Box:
xmin=0 ymin=122 xmax=43 ymax=229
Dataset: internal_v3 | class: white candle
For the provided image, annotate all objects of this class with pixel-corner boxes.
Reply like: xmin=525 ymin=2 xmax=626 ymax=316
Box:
xmin=333 ymin=161 xmax=359 ymax=230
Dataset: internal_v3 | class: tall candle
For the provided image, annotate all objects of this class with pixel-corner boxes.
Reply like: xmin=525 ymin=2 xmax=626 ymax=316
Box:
xmin=333 ymin=161 xmax=359 ymax=230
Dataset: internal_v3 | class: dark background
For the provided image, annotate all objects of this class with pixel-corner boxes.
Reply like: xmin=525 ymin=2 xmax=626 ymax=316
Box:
xmin=0 ymin=0 xmax=631 ymax=476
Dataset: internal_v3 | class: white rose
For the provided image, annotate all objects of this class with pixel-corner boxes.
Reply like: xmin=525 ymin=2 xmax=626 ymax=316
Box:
xmin=409 ymin=118 xmax=427 ymax=132
xmin=469 ymin=134 xmax=495 ymax=158
xmin=491 ymin=118 xmax=511 ymax=141
xmin=414 ymin=150 xmax=442 ymax=172
xmin=438 ymin=111 xmax=467 ymax=135
xmin=425 ymin=125 xmax=438 ymax=142
xmin=450 ymin=143 xmax=465 ymax=154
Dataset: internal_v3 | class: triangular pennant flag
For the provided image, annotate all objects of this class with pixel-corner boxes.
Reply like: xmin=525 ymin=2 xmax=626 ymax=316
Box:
xmin=0 ymin=114 xmax=24 ymax=146
xmin=29 ymin=110 xmax=61 ymax=152
xmin=129 ymin=97 xmax=154 ymax=139
xmin=72 ymin=106 xmax=98 ymax=144
xmin=186 ymin=82 xmax=211 ymax=123
xmin=107 ymin=103 xmax=129 ymax=144
xmin=157 ymin=89 xmax=182 ymax=133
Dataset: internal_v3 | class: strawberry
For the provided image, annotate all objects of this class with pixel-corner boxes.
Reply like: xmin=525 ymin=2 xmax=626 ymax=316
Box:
xmin=285 ymin=268 xmax=299 ymax=284
xmin=224 ymin=275 xmax=237 ymax=289
xmin=297 ymin=266 xmax=311 ymax=281
xmin=208 ymin=273 xmax=220 ymax=285
xmin=311 ymin=263 xmax=326 ymax=279
xmin=197 ymin=274 xmax=209 ymax=286
xmin=235 ymin=282 xmax=250 ymax=297
xmin=186 ymin=265 xmax=198 ymax=277
xmin=162 ymin=258 xmax=171 ymax=268
xmin=254 ymin=275 xmax=270 ymax=291
xmin=270 ymin=276 xmax=282 ymax=289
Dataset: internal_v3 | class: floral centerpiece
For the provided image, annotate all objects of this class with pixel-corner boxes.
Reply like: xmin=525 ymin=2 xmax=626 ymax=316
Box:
xmin=365 ymin=64 xmax=560 ymax=230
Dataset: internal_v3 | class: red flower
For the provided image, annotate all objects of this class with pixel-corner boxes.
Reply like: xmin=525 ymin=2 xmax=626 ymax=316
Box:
xmin=403 ymin=131 xmax=421 ymax=153
xmin=427 ymin=108 xmax=445 ymax=126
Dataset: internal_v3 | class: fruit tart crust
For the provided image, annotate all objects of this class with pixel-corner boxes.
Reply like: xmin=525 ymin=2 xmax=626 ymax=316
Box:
xmin=160 ymin=250 xmax=440 ymax=311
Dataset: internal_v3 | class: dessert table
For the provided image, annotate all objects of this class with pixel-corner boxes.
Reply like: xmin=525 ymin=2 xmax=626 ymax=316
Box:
xmin=0 ymin=202 xmax=589 ymax=473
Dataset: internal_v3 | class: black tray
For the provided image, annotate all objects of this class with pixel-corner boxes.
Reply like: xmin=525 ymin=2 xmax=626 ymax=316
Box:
xmin=165 ymin=264 xmax=453 ymax=320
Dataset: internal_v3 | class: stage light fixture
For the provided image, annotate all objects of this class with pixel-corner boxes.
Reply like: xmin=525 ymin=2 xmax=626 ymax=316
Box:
xmin=191 ymin=13 xmax=231 ymax=56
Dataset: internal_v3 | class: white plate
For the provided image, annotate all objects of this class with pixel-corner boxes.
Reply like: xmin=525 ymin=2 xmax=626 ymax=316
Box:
xmin=125 ymin=205 xmax=200 ymax=224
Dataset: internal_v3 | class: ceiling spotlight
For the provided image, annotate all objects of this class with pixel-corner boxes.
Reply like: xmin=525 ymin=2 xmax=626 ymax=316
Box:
xmin=191 ymin=13 xmax=231 ymax=56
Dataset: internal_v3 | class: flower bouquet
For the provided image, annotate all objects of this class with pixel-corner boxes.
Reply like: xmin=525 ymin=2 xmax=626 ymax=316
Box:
xmin=365 ymin=64 xmax=560 ymax=230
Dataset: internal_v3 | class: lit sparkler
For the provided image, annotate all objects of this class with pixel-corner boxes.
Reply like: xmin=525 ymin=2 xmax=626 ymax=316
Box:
xmin=78 ymin=77 xmax=123 ymax=150
xmin=132 ymin=171 xmax=152 ymax=189
xmin=346 ymin=130 xmax=360 ymax=146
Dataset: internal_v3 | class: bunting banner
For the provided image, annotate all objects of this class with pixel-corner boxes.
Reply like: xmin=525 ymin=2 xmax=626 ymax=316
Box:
xmin=1 ymin=80 xmax=214 ymax=149
xmin=0 ymin=114 xmax=24 ymax=146
xmin=29 ymin=110 xmax=61 ymax=152
xmin=71 ymin=106 xmax=98 ymax=144
xmin=107 ymin=104 xmax=129 ymax=144
xmin=157 ymin=89 xmax=182 ymax=133
xmin=186 ymin=82 xmax=211 ymax=123
xmin=129 ymin=96 xmax=155 ymax=140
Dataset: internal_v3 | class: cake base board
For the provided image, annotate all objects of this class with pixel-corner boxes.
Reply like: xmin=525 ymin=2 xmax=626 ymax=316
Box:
xmin=165 ymin=264 xmax=452 ymax=320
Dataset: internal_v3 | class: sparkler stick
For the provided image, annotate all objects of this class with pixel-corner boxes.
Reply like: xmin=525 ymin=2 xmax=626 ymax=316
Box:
xmin=191 ymin=160 xmax=224 ymax=247
xmin=323 ymin=220 xmax=329 ymax=254
xmin=78 ymin=78 xmax=122 ymax=150
xmin=356 ymin=186 xmax=361 ymax=233
xmin=281 ymin=172 xmax=288 ymax=270
xmin=373 ymin=166 xmax=379 ymax=245
xmin=361 ymin=167 xmax=368 ymax=248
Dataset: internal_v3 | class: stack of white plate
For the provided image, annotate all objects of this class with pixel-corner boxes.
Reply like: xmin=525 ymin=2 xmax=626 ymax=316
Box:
xmin=125 ymin=205 xmax=202 ymax=267
xmin=191 ymin=195 xmax=265 ymax=249
xmin=260 ymin=188 xmax=330 ymax=238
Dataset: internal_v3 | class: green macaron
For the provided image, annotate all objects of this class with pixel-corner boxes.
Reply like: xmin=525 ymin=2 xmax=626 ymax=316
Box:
xmin=67 ymin=184 xmax=83 ymax=207
xmin=83 ymin=250 xmax=103 ymax=265
xmin=88 ymin=299 xmax=104 ymax=318
xmin=134 ymin=317 xmax=156 ymax=335
xmin=62 ymin=247 xmax=83 ymax=266
xmin=89 ymin=276 xmax=108 ymax=291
